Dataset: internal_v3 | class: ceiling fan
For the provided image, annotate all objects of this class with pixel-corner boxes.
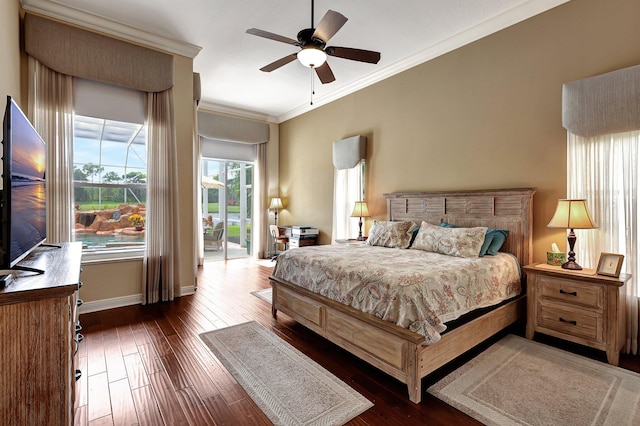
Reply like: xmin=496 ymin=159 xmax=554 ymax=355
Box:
xmin=246 ymin=0 xmax=381 ymax=84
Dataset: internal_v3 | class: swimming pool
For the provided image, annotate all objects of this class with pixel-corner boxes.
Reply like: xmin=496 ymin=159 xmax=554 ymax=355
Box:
xmin=75 ymin=232 xmax=144 ymax=248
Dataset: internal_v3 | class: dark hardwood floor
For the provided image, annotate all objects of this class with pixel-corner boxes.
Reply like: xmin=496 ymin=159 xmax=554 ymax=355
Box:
xmin=74 ymin=258 xmax=640 ymax=425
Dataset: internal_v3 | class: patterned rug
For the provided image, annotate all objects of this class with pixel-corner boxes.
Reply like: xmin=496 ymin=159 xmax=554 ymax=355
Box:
xmin=200 ymin=321 xmax=372 ymax=425
xmin=428 ymin=334 xmax=640 ymax=426
xmin=250 ymin=288 xmax=272 ymax=304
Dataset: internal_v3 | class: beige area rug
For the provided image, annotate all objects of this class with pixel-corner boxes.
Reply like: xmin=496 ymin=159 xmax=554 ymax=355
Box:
xmin=428 ymin=335 xmax=640 ymax=426
xmin=250 ymin=288 xmax=272 ymax=304
xmin=199 ymin=321 xmax=372 ymax=425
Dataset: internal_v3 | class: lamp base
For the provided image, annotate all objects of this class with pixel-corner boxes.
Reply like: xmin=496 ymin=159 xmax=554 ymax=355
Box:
xmin=561 ymin=260 xmax=582 ymax=270
xmin=356 ymin=236 xmax=367 ymax=241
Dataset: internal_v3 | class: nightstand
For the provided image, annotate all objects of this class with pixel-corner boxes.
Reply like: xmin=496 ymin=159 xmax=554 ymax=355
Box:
xmin=523 ymin=263 xmax=631 ymax=366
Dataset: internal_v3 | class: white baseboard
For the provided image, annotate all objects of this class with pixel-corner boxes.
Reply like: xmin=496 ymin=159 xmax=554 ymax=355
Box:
xmin=78 ymin=285 xmax=196 ymax=314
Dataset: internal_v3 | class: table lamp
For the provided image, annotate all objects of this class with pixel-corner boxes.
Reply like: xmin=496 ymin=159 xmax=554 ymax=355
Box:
xmin=351 ymin=201 xmax=370 ymax=241
xmin=269 ymin=197 xmax=283 ymax=226
xmin=547 ymin=199 xmax=597 ymax=270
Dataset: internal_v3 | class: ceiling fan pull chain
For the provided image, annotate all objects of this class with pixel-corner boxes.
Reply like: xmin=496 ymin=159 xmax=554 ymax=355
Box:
xmin=310 ymin=68 xmax=315 ymax=105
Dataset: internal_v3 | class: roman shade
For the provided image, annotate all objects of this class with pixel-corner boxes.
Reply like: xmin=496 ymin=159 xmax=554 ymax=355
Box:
xmin=197 ymin=110 xmax=269 ymax=144
xmin=562 ymin=64 xmax=640 ymax=137
xmin=333 ymin=135 xmax=367 ymax=170
xmin=24 ymin=13 xmax=174 ymax=92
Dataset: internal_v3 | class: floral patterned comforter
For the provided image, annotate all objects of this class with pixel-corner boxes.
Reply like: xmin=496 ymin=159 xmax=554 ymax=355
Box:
xmin=272 ymin=244 xmax=521 ymax=344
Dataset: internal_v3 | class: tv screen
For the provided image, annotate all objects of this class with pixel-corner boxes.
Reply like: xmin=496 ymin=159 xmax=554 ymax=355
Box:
xmin=1 ymin=96 xmax=47 ymax=268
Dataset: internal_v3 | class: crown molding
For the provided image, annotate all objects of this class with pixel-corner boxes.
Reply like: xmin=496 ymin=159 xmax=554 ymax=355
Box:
xmin=277 ymin=0 xmax=569 ymax=122
xmin=20 ymin=0 xmax=202 ymax=58
xmin=198 ymin=101 xmax=279 ymax=124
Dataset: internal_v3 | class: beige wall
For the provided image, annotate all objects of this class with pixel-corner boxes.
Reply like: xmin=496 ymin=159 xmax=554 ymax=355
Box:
xmin=0 ymin=0 xmax=21 ymax=107
xmin=279 ymin=0 xmax=640 ymax=264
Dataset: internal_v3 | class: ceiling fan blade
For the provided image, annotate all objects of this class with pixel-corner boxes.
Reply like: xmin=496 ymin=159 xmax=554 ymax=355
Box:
xmin=246 ymin=28 xmax=298 ymax=45
xmin=326 ymin=46 xmax=381 ymax=64
xmin=312 ymin=10 xmax=347 ymax=43
xmin=315 ymin=62 xmax=335 ymax=84
xmin=260 ymin=54 xmax=298 ymax=72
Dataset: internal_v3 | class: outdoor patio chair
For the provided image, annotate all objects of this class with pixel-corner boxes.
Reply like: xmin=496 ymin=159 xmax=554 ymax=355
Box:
xmin=204 ymin=222 xmax=224 ymax=251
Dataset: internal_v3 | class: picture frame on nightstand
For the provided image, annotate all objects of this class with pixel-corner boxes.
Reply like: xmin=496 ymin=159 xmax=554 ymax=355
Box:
xmin=596 ymin=252 xmax=624 ymax=277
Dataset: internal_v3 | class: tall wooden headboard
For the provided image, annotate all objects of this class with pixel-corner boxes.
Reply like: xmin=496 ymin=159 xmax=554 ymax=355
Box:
xmin=384 ymin=188 xmax=536 ymax=266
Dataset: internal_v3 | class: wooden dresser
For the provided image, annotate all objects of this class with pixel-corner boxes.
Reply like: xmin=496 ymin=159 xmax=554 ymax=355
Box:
xmin=0 ymin=242 xmax=83 ymax=426
xmin=524 ymin=263 xmax=631 ymax=366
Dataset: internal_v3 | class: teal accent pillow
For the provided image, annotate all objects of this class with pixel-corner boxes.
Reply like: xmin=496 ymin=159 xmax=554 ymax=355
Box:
xmin=409 ymin=227 xmax=420 ymax=247
xmin=439 ymin=222 xmax=506 ymax=256
xmin=485 ymin=229 xmax=509 ymax=255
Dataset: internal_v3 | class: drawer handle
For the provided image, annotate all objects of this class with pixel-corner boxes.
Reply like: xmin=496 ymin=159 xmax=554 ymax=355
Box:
xmin=75 ymin=333 xmax=84 ymax=344
xmin=559 ymin=317 xmax=577 ymax=326
xmin=559 ymin=289 xmax=577 ymax=296
xmin=75 ymin=369 xmax=82 ymax=381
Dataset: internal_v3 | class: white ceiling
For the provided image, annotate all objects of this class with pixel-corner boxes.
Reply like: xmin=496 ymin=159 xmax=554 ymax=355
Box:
xmin=21 ymin=0 xmax=568 ymax=123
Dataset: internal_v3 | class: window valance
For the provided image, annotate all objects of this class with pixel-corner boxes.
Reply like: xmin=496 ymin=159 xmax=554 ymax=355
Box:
xmin=197 ymin=110 xmax=269 ymax=144
xmin=333 ymin=135 xmax=366 ymax=170
xmin=562 ymin=64 xmax=640 ymax=137
xmin=24 ymin=13 xmax=174 ymax=92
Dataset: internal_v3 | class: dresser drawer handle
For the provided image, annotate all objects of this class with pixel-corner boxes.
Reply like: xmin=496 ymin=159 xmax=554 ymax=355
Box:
xmin=559 ymin=289 xmax=577 ymax=296
xmin=559 ymin=317 xmax=577 ymax=326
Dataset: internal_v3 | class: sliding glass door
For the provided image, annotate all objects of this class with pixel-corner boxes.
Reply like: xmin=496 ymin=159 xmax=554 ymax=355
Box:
xmin=201 ymin=158 xmax=253 ymax=261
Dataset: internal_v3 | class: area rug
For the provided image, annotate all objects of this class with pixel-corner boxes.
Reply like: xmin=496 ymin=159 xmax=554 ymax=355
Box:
xmin=250 ymin=288 xmax=272 ymax=304
xmin=199 ymin=321 xmax=372 ymax=425
xmin=428 ymin=334 xmax=640 ymax=426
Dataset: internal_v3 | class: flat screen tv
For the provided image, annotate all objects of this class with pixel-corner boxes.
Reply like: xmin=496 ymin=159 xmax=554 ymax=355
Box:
xmin=1 ymin=96 xmax=47 ymax=269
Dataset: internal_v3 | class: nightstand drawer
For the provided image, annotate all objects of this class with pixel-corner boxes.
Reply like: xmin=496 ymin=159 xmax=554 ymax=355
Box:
xmin=538 ymin=301 xmax=603 ymax=343
xmin=538 ymin=276 xmax=603 ymax=309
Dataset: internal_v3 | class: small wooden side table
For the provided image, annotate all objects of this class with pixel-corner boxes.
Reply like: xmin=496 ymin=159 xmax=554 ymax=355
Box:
xmin=523 ymin=263 xmax=631 ymax=366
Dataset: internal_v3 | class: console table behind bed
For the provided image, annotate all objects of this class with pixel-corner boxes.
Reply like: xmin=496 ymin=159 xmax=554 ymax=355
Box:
xmin=269 ymin=188 xmax=536 ymax=403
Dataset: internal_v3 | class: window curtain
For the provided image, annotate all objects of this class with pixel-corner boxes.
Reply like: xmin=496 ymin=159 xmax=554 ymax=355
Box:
xmin=254 ymin=143 xmax=268 ymax=258
xmin=142 ymin=90 xmax=180 ymax=304
xmin=567 ymin=130 xmax=640 ymax=355
xmin=27 ymin=57 xmax=74 ymax=244
xmin=332 ymin=162 xmax=364 ymax=242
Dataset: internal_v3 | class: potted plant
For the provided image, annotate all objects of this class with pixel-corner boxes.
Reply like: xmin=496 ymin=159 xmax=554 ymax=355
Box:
xmin=129 ymin=213 xmax=145 ymax=231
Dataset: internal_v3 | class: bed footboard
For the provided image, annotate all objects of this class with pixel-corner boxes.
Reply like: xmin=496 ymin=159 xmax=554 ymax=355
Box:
xmin=270 ymin=275 xmax=526 ymax=403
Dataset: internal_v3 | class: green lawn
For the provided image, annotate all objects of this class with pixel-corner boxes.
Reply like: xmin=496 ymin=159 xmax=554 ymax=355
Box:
xmin=77 ymin=202 xmax=242 ymax=214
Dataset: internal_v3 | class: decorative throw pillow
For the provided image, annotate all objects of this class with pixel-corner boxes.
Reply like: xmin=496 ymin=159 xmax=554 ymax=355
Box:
xmin=366 ymin=221 xmax=417 ymax=249
xmin=413 ymin=221 xmax=487 ymax=258
xmin=485 ymin=229 xmax=509 ymax=255
xmin=439 ymin=222 xmax=509 ymax=256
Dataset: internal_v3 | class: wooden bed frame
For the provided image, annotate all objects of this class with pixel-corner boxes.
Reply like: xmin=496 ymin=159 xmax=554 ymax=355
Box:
xmin=269 ymin=188 xmax=536 ymax=403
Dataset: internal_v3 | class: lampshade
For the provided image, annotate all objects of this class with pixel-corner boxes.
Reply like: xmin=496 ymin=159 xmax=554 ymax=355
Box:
xmin=351 ymin=201 xmax=370 ymax=218
xmin=297 ymin=48 xmax=327 ymax=68
xmin=269 ymin=197 xmax=283 ymax=210
xmin=547 ymin=199 xmax=598 ymax=229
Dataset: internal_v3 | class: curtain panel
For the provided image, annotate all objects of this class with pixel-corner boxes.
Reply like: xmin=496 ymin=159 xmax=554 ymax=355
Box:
xmin=27 ymin=58 xmax=75 ymax=244
xmin=143 ymin=90 xmax=180 ymax=304
xmin=254 ymin=143 xmax=269 ymax=259
xmin=567 ymin=131 xmax=640 ymax=355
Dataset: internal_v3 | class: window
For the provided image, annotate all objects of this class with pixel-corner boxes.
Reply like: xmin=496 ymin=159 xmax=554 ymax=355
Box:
xmin=72 ymin=79 xmax=147 ymax=256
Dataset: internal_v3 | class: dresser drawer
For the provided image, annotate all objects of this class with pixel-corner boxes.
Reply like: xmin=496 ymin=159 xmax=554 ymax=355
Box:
xmin=537 ymin=300 xmax=604 ymax=343
xmin=538 ymin=276 xmax=604 ymax=309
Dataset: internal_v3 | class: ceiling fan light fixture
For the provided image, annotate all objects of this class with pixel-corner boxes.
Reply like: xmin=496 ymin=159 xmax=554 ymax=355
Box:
xmin=297 ymin=47 xmax=327 ymax=68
